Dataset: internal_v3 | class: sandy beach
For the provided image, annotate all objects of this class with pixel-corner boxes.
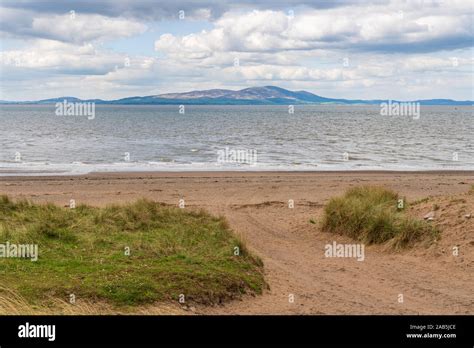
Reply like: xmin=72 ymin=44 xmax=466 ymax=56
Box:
xmin=1 ymin=171 xmax=473 ymax=314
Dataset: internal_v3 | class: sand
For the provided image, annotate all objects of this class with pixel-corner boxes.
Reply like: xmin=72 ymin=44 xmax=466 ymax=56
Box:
xmin=1 ymin=171 xmax=473 ymax=314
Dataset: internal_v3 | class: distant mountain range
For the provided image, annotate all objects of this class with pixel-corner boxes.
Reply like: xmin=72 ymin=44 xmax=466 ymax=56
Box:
xmin=1 ymin=86 xmax=472 ymax=105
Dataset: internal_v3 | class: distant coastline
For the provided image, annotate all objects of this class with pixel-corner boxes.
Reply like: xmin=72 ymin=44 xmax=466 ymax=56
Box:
xmin=1 ymin=86 xmax=472 ymax=106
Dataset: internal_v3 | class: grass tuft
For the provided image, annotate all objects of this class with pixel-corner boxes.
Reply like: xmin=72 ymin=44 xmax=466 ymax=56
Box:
xmin=321 ymin=186 xmax=439 ymax=249
xmin=0 ymin=196 xmax=265 ymax=309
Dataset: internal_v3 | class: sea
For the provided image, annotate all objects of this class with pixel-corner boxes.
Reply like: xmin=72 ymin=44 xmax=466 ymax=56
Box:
xmin=0 ymin=104 xmax=472 ymax=175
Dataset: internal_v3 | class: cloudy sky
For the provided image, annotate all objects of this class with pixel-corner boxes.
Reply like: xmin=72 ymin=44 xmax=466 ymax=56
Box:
xmin=0 ymin=0 xmax=472 ymax=101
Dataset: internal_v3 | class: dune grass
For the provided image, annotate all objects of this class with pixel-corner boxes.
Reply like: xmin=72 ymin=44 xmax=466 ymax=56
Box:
xmin=321 ymin=186 xmax=439 ymax=249
xmin=0 ymin=286 xmax=187 ymax=315
xmin=0 ymin=196 xmax=264 ymax=310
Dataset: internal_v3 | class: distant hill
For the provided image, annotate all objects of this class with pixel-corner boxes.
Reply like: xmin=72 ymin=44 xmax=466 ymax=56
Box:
xmin=1 ymin=86 xmax=472 ymax=105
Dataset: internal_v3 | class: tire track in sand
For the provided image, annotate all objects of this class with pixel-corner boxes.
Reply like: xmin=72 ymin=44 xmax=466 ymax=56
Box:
xmin=199 ymin=186 xmax=473 ymax=314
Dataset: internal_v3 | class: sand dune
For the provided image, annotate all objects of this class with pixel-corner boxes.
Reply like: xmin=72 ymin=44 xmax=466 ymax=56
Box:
xmin=1 ymin=171 xmax=472 ymax=314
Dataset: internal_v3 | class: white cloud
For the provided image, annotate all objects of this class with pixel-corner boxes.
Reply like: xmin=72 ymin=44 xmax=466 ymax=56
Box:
xmin=155 ymin=3 xmax=473 ymax=56
xmin=34 ymin=14 xmax=147 ymax=44
xmin=1 ymin=40 xmax=125 ymax=73
xmin=1 ymin=8 xmax=147 ymax=44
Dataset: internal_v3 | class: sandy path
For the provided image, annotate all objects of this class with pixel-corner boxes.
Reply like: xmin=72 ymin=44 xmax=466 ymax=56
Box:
xmin=1 ymin=171 xmax=473 ymax=314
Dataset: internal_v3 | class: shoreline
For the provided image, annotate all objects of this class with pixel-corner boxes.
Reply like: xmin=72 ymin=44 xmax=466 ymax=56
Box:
xmin=1 ymin=169 xmax=474 ymax=180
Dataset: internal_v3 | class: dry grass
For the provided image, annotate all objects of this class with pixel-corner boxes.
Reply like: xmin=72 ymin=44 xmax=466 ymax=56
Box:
xmin=0 ymin=286 xmax=185 ymax=315
xmin=321 ymin=186 xmax=440 ymax=249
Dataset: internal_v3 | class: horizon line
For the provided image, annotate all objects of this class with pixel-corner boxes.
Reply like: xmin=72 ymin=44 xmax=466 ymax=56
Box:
xmin=1 ymin=85 xmax=473 ymax=104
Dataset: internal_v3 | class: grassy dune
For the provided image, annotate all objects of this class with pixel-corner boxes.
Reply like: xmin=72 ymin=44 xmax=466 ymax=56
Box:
xmin=321 ymin=186 xmax=440 ymax=249
xmin=0 ymin=196 xmax=264 ymax=311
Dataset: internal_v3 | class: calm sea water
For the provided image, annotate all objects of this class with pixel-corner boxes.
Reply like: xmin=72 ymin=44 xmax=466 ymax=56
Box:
xmin=0 ymin=104 xmax=472 ymax=175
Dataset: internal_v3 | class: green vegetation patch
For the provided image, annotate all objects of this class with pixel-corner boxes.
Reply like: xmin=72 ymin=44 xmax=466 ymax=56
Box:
xmin=0 ymin=196 xmax=264 ymax=306
xmin=321 ymin=186 xmax=439 ymax=249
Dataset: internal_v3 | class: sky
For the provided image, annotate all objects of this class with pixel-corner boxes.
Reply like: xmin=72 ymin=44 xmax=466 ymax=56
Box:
xmin=0 ymin=0 xmax=472 ymax=101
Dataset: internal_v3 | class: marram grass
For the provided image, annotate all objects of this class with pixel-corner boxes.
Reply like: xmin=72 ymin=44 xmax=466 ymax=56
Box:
xmin=321 ymin=186 xmax=440 ymax=249
xmin=0 ymin=196 xmax=264 ymax=310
